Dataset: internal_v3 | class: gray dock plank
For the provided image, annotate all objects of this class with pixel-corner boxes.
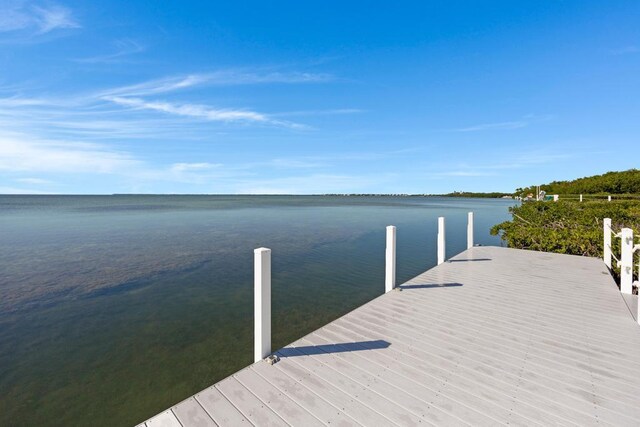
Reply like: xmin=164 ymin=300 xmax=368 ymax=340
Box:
xmin=250 ymin=357 xmax=363 ymax=427
xmin=271 ymin=350 xmax=394 ymax=426
xmin=216 ymin=377 xmax=287 ymax=426
xmin=282 ymin=342 xmax=427 ymax=425
xmin=234 ymin=366 xmax=324 ymax=426
xmin=316 ymin=324 xmax=568 ymax=427
xmin=141 ymin=246 xmax=640 ymax=426
xmin=195 ymin=385 xmax=251 ymax=426
xmin=173 ymin=397 xmax=217 ymax=427
xmin=145 ymin=410 xmax=182 ymax=427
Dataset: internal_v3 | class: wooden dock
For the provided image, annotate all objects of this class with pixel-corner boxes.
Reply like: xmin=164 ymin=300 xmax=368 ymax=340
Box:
xmin=139 ymin=246 xmax=640 ymax=426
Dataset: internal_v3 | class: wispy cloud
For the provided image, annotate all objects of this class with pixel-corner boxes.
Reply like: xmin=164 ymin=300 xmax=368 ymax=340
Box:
xmin=100 ymin=70 xmax=334 ymax=97
xmin=422 ymin=150 xmax=577 ymax=181
xmin=165 ymin=162 xmax=229 ymax=185
xmin=234 ymin=174 xmax=380 ymax=194
xmin=170 ymin=162 xmax=223 ymax=173
xmin=453 ymin=120 xmax=528 ymax=132
xmin=0 ymin=186 xmax=54 ymax=194
xmin=75 ymin=39 xmax=145 ymax=64
xmin=103 ymin=96 xmax=306 ymax=129
xmin=268 ymin=159 xmax=325 ymax=169
xmin=272 ymin=108 xmax=365 ymax=117
xmin=610 ymin=45 xmax=639 ymax=55
xmin=0 ymin=96 xmax=54 ymax=107
xmin=0 ymin=131 xmax=140 ymax=173
xmin=33 ymin=5 xmax=79 ymax=33
xmin=431 ymin=171 xmax=497 ymax=177
xmin=15 ymin=177 xmax=55 ymax=185
xmin=450 ymin=114 xmax=554 ymax=132
xmin=0 ymin=2 xmax=79 ymax=35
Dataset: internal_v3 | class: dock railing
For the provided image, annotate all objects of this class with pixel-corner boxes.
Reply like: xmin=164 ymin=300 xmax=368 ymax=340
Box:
xmin=252 ymin=211 xmax=476 ymax=362
xmin=604 ymin=217 xmax=640 ymax=324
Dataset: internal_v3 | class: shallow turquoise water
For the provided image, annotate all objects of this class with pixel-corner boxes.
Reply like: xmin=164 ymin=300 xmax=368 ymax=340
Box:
xmin=0 ymin=195 xmax=514 ymax=426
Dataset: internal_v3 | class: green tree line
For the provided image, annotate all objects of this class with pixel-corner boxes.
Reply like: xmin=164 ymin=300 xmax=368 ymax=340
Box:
xmin=515 ymin=169 xmax=640 ymax=196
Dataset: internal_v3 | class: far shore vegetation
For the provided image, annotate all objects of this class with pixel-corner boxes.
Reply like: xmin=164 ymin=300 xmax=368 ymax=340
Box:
xmin=440 ymin=191 xmax=512 ymax=198
xmin=515 ymin=168 xmax=640 ymax=197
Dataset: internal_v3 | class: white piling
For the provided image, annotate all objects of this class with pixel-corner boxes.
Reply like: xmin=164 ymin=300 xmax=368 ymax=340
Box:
xmin=437 ymin=217 xmax=446 ymax=265
xmin=620 ymin=228 xmax=633 ymax=294
xmin=603 ymin=218 xmax=612 ymax=269
xmin=608 ymin=195 xmax=612 ymax=202
xmin=254 ymin=247 xmax=271 ymax=362
xmin=385 ymin=226 xmax=396 ymax=293
xmin=467 ymin=212 xmax=474 ymax=249
xmin=579 ymin=194 xmax=583 ymax=202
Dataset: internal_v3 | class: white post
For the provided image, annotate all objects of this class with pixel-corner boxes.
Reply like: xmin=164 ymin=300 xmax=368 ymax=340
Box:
xmin=553 ymin=194 xmax=559 ymax=202
xmin=385 ymin=225 xmax=396 ymax=293
xmin=467 ymin=212 xmax=474 ymax=249
xmin=608 ymin=195 xmax=612 ymax=202
xmin=579 ymin=194 xmax=583 ymax=202
xmin=437 ymin=217 xmax=446 ymax=265
xmin=620 ymin=228 xmax=633 ymax=294
xmin=254 ymin=247 xmax=271 ymax=362
xmin=603 ymin=218 xmax=612 ymax=269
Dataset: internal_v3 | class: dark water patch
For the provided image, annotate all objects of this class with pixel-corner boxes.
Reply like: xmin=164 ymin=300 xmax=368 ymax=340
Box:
xmin=82 ymin=260 xmax=212 ymax=299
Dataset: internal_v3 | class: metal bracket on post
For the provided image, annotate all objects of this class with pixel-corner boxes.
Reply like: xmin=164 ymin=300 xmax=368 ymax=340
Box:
xmin=620 ymin=228 xmax=633 ymax=294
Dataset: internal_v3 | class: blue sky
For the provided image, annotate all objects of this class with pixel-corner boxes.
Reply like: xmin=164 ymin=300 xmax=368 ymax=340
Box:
xmin=1 ymin=1 xmax=639 ymax=194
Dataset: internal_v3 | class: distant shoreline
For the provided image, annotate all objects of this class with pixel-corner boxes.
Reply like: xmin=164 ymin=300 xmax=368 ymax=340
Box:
xmin=1 ymin=193 xmax=513 ymax=198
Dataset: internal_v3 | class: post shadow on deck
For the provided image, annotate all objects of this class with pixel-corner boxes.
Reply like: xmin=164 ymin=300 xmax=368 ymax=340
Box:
xmin=278 ymin=340 xmax=391 ymax=358
xmin=399 ymin=282 xmax=464 ymax=290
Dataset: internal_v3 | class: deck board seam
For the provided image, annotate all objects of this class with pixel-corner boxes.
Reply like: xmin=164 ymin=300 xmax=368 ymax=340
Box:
xmin=368 ymin=298 xmax=640 ymax=381
xmin=274 ymin=348 xmax=406 ymax=427
xmin=328 ymin=316 xmax=639 ymax=407
xmin=239 ymin=365 xmax=328 ymax=426
xmin=309 ymin=327 xmax=551 ymax=426
xmin=378 ymin=294 xmax=640 ymax=366
xmin=353 ymin=302 xmax=640 ymax=396
xmin=213 ymin=382 xmax=269 ymax=427
xmin=328 ymin=318 xmax=607 ymax=426
xmin=251 ymin=360 xmax=367 ymax=427
xmin=337 ymin=311 xmax=640 ymax=417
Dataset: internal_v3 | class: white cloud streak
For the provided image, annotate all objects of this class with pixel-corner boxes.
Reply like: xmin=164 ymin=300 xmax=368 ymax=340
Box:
xmin=610 ymin=46 xmax=639 ymax=55
xmin=0 ymin=2 xmax=79 ymax=34
xmin=0 ymin=186 xmax=54 ymax=194
xmin=0 ymin=132 xmax=140 ymax=173
xmin=450 ymin=114 xmax=554 ymax=132
xmin=234 ymin=174 xmax=377 ymax=195
xmin=103 ymin=96 xmax=305 ymax=129
xmin=100 ymin=70 xmax=333 ymax=97
xmin=75 ymin=39 xmax=145 ymax=63
xmin=453 ymin=120 xmax=528 ymax=132
xmin=33 ymin=5 xmax=79 ymax=33
xmin=15 ymin=177 xmax=54 ymax=185
xmin=271 ymin=108 xmax=365 ymax=117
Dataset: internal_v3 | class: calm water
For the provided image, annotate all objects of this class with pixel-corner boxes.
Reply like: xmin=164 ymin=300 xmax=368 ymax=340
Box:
xmin=0 ymin=195 xmax=514 ymax=426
